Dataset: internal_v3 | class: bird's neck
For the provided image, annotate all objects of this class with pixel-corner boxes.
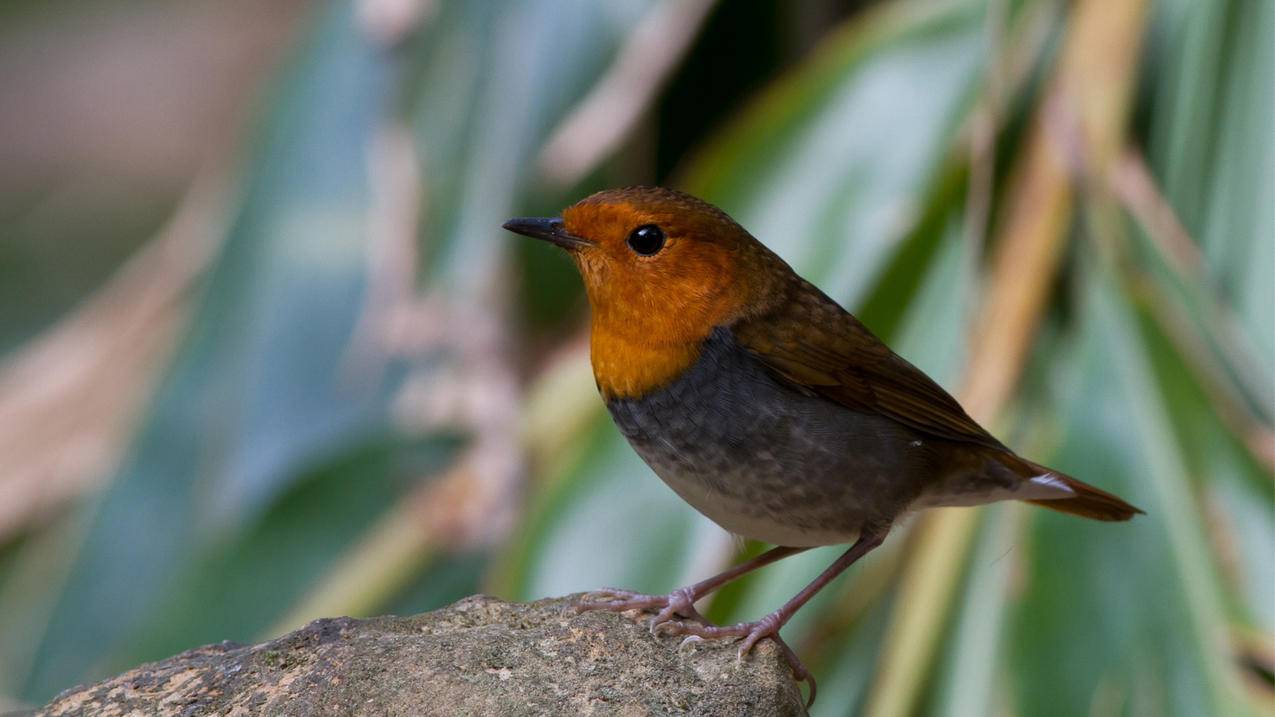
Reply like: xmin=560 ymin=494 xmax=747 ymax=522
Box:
xmin=590 ymin=320 xmax=706 ymax=400
xmin=583 ymin=239 xmax=789 ymax=400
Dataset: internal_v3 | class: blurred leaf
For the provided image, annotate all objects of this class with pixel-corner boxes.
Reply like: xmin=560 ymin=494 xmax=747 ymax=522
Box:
xmin=812 ymin=594 xmax=897 ymax=715
xmin=1011 ymin=264 xmax=1252 ymax=717
xmin=0 ymin=189 xmax=170 ymax=354
xmin=511 ymin=425 xmax=703 ymax=599
xmin=382 ymin=549 xmax=489 ymax=617
xmin=0 ymin=513 xmax=86 ymax=700
xmin=1146 ymin=0 xmax=1274 ymax=381
xmin=411 ymin=0 xmax=658 ymax=289
xmin=926 ymin=505 xmax=1014 ymax=717
xmin=683 ymin=0 xmax=987 ymax=302
xmin=124 ymin=433 xmax=457 ymax=665
xmin=1213 ymin=479 xmax=1275 ymax=634
xmin=1137 ymin=0 xmax=1274 ymax=641
xmin=21 ymin=1 xmax=399 ymax=700
xmin=1130 ymin=292 xmax=1274 ymax=630
xmin=1204 ymin=6 xmax=1275 ymax=361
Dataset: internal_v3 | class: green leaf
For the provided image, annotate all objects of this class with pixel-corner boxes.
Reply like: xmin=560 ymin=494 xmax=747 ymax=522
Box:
xmin=512 ymin=426 xmax=704 ymax=600
xmin=20 ymin=2 xmax=399 ymax=700
xmin=683 ymin=0 xmax=987 ymax=305
xmin=413 ymin=0 xmax=657 ymax=289
xmin=927 ymin=506 xmax=1015 ymax=717
xmin=1147 ymin=0 xmax=1274 ymax=374
xmin=1010 ymin=264 xmax=1252 ymax=717
xmin=123 ymin=433 xmax=457 ymax=667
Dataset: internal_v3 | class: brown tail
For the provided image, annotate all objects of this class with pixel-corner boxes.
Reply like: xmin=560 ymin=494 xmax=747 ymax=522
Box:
xmin=1027 ymin=474 xmax=1143 ymax=521
xmin=1005 ymin=455 xmax=1143 ymax=521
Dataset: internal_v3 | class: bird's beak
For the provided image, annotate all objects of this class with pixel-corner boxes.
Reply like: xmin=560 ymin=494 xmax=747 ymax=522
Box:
xmin=502 ymin=217 xmax=593 ymax=250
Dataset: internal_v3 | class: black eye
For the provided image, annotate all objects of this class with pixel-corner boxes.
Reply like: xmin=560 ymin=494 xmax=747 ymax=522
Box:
xmin=626 ymin=224 xmax=666 ymax=256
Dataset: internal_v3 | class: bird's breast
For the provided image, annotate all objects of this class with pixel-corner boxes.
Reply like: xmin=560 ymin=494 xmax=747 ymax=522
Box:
xmin=604 ymin=327 xmax=932 ymax=546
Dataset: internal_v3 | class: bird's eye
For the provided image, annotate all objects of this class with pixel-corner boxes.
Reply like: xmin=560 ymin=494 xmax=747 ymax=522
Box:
xmin=626 ymin=224 xmax=666 ymax=256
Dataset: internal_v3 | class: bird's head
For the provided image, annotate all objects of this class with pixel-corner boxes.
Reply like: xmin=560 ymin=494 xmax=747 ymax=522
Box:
xmin=505 ymin=186 xmax=785 ymax=398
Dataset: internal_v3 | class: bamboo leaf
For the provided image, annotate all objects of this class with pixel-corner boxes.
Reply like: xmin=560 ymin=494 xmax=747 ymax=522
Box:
xmin=19 ymin=3 xmax=398 ymax=699
xmin=1010 ymin=264 xmax=1254 ymax=717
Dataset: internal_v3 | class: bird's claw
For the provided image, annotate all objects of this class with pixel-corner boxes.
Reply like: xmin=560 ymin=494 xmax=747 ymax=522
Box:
xmin=651 ymin=618 xmax=679 ymax=636
xmin=575 ymin=588 xmax=662 ymax=614
xmin=577 ymin=589 xmax=817 ymax=705
xmin=677 ymin=634 xmax=705 ymax=652
xmin=653 ymin=613 xmax=817 ymax=707
xmin=576 ymin=586 xmax=709 ymax=631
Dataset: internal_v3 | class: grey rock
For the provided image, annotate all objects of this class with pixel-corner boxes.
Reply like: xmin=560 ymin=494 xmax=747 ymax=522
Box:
xmin=35 ymin=594 xmax=806 ymax=716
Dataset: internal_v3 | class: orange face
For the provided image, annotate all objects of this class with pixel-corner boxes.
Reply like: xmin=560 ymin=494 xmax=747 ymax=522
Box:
xmin=506 ymin=187 xmax=782 ymax=398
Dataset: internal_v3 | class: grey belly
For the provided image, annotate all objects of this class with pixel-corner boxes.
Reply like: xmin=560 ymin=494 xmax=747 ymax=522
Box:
xmin=605 ymin=328 xmax=936 ymax=546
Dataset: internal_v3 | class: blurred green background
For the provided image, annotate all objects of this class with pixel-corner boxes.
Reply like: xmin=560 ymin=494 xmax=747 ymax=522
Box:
xmin=0 ymin=0 xmax=1270 ymax=714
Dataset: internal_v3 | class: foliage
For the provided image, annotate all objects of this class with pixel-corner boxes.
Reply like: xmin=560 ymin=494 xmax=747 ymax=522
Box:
xmin=0 ymin=0 xmax=1269 ymax=713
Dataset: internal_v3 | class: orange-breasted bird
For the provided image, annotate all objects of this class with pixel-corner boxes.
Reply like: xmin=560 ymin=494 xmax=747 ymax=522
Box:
xmin=504 ymin=186 xmax=1140 ymax=704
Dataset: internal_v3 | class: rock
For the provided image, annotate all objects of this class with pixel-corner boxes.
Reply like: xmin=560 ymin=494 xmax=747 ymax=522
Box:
xmin=35 ymin=594 xmax=806 ymax=716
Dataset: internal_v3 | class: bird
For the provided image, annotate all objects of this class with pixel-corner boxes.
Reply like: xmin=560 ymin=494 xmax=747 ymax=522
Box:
xmin=503 ymin=186 xmax=1141 ymax=705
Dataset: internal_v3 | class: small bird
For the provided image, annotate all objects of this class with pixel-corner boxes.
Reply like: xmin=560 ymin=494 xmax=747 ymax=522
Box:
xmin=504 ymin=186 xmax=1140 ymax=704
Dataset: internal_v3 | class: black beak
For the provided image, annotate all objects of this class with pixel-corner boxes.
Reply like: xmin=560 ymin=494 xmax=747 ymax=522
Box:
xmin=502 ymin=217 xmax=593 ymax=250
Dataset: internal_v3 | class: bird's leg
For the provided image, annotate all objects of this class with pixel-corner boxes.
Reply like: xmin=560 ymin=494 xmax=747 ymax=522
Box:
xmin=662 ymin=525 xmax=890 ymax=707
xmin=577 ymin=545 xmax=807 ymax=631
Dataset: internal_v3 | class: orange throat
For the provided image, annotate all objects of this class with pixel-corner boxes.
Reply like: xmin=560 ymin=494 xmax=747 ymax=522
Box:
xmin=577 ymin=250 xmax=745 ymax=401
xmin=590 ymin=325 xmax=705 ymax=400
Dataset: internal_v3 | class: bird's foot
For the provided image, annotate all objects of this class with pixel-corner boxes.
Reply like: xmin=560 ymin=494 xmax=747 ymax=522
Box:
xmin=576 ymin=586 xmax=709 ymax=633
xmin=662 ymin=611 xmax=816 ymax=706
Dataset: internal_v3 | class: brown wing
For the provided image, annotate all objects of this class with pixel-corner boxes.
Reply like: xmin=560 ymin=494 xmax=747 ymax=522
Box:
xmin=732 ymin=279 xmax=1005 ymax=450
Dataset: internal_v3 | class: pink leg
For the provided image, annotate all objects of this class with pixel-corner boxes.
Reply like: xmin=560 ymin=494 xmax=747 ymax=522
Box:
xmin=665 ymin=525 xmax=890 ymax=707
xmin=577 ymin=545 xmax=807 ymax=630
